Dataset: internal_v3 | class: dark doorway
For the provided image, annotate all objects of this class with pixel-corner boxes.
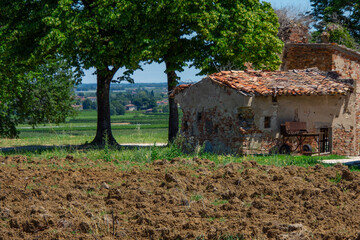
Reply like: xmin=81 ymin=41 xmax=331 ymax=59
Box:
xmin=319 ymin=128 xmax=330 ymax=153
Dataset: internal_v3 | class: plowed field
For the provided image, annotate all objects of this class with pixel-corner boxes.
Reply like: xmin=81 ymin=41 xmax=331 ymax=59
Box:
xmin=0 ymin=155 xmax=360 ymax=239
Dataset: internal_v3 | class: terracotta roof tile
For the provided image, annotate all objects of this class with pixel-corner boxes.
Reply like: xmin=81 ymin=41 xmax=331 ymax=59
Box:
xmin=170 ymin=84 xmax=192 ymax=97
xmin=207 ymin=68 xmax=353 ymax=96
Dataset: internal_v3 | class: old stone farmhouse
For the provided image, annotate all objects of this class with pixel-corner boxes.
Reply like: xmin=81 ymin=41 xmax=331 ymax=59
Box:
xmin=173 ymin=43 xmax=360 ymax=156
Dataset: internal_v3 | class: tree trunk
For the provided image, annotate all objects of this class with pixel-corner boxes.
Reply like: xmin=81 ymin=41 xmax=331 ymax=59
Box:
xmin=166 ymin=61 xmax=179 ymax=143
xmin=91 ymin=68 xmax=118 ymax=146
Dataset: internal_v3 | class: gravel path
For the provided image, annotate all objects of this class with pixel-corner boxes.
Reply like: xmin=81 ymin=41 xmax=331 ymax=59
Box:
xmin=321 ymin=156 xmax=360 ymax=166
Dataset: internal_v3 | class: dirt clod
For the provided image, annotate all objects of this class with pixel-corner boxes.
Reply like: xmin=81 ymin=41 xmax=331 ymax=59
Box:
xmin=79 ymin=222 xmax=91 ymax=233
xmin=0 ymin=208 xmax=10 ymax=220
xmin=165 ymin=173 xmax=178 ymax=183
xmin=101 ymin=182 xmax=110 ymax=189
xmin=1 ymin=156 xmax=360 ymax=239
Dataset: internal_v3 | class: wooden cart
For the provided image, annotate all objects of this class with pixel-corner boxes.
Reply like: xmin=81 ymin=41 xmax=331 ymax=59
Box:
xmin=279 ymin=122 xmax=322 ymax=155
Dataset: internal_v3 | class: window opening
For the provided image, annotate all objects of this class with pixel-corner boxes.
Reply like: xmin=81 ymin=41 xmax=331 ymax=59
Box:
xmin=264 ymin=116 xmax=271 ymax=129
xmin=197 ymin=112 xmax=202 ymax=123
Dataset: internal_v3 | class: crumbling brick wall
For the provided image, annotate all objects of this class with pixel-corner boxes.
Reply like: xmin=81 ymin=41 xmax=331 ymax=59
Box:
xmin=332 ymin=127 xmax=356 ymax=155
xmin=180 ymin=107 xmax=276 ymax=155
xmin=281 ymin=44 xmax=333 ymax=71
xmin=281 ymin=43 xmax=360 ymax=155
xmin=278 ymin=22 xmax=309 ymax=44
xmin=281 ymin=43 xmax=360 ymax=79
xmin=332 ymin=51 xmax=360 ymax=156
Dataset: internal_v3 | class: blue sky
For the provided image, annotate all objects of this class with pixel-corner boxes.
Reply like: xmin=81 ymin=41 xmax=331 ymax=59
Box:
xmin=82 ymin=0 xmax=311 ymax=84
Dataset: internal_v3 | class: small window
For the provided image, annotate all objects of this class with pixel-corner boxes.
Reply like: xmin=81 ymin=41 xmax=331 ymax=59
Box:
xmin=264 ymin=116 xmax=271 ymax=129
xmin=197 ymin=112 xmax=202 ymax=123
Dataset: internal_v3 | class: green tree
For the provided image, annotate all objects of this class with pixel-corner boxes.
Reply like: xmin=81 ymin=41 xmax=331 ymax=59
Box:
xmin=162 ymin=105 xmax=169 ymax=113
xmin=326 ymin=23 xmax=357 ymax=49
xmin=1 ymin=0 xmax=282 ymax=145
xmin=0 ymin=58 xmax=79 ymax=138
xmin=110 ymin=102 xmax=125 ymax=115
xmin=152 ymin=107 xmax=158 ymax=113
xmin=310 ymin=0 xmax=360 ymax=42
xmin=0 ymin=0 xmax=145 ymax=145
xmin=143 ymin=0 xmax=283 ymax=142
xmin=116 ymin=104 xmax=125 ymax=115
xmin=148 ymin=98 xmax=157 ymax=109
xmin=82 ymin=99 xmax=96 ymax=110
xmin=133 ymin=97 xmax=145 ymax=110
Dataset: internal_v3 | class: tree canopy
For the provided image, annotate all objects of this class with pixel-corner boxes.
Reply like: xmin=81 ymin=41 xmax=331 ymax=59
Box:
xmin=0 ymin=58 xmax=79 ymax=138
xmin=0 ymin=0 xmax=283 ymax=144
xmin=141 ymin=0 xmax=283 ymax=141
xmin=0 ymin=0 xmax=146 ymax=144
xmin=310 ymin=0 xmax=360 ymax=42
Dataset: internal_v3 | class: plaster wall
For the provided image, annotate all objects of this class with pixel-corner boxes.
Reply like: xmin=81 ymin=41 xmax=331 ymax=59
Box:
xmin=252 ymin=94 xmax=356 ymax=155
xmin=253 ymin=94 xmax=354 ymax=133
xmin=175 ymin=78 xmax=356 ymax=155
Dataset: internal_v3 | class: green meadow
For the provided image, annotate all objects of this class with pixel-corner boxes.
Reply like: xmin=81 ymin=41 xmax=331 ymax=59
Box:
xmin=0 ymin=109 xmax=350 ymax=171
xmin=0 ymin=110 xmax=169 ymax=147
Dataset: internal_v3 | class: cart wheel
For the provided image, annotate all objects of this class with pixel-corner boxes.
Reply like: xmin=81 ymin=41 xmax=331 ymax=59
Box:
xmin=302 ymin=144 xmax=312 ymax=154
xmin=279 ymin=144 xmax=291 ymax=154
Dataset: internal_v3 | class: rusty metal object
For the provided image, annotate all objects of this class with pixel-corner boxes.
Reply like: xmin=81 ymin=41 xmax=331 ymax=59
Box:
xmin=280 ymin=122 xmax=322 ymax=155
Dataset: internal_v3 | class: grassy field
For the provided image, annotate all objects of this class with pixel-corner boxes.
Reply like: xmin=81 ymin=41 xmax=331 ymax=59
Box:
xmin=0 ymin=110 xmax=169 ymax=147
xmin=0 ymin=142 xmax=348 ymax=169
xmin=0 ymin=109 xmax=351 ymax=171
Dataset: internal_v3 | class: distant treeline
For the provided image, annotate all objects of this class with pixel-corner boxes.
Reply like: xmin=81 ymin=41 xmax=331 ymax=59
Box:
xmin=75 ymin=82 xmax=193 ymax=91
xmin=76 ymin=83 xmax=168 ymax=91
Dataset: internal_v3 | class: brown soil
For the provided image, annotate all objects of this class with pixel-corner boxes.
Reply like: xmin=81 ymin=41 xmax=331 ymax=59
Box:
xmin=0 ymin=156 xmax=360 ymax=239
